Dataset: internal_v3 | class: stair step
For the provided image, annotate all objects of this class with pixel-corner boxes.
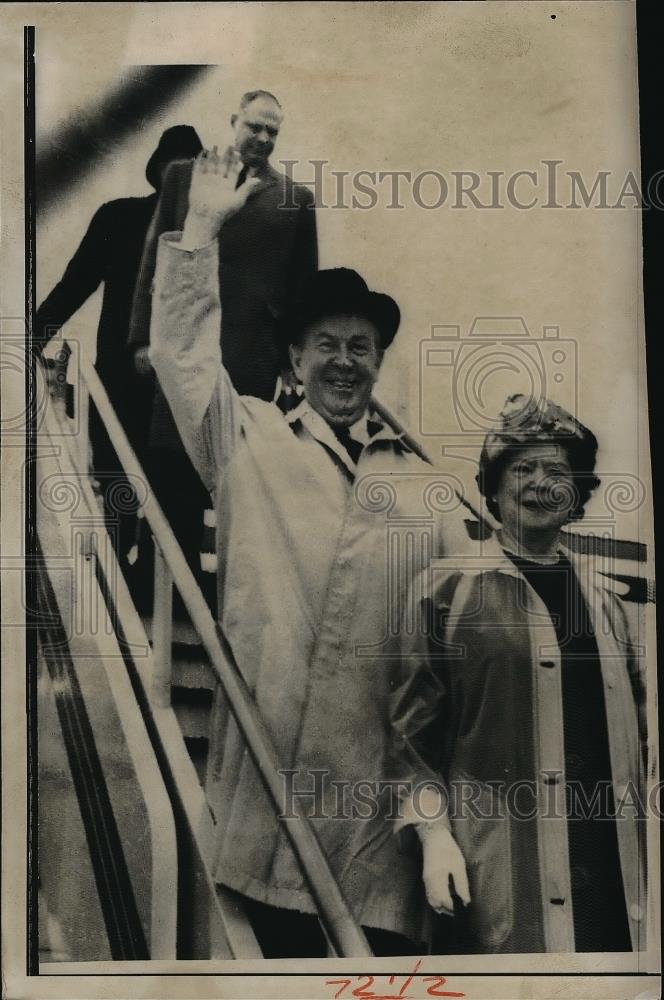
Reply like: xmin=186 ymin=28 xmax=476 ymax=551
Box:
xmin=142 ymin=614 xmax=205 ymax=647
xmin=141 ymin=614 xmax=215 ymax=771
xmin=171 ymin=655 xmax=216 ymax=692
xmin=172 ymin=702 xmax=212 ymax=741
xmin=142 ymin=613 xmax=216 ymax=689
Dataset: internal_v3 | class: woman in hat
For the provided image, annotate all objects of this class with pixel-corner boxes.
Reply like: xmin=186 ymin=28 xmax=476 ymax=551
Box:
xmin=390 ymin=394 xmax=647 ymax=954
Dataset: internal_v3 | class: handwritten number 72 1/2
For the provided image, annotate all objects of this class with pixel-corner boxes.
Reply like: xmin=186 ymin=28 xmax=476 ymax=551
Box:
xmin=325 ymin=963 xmax=465 ymax=999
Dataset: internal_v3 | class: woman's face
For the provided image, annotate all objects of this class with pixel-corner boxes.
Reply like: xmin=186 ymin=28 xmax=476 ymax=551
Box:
xmin=494 ymin=443 xmax=576 ymax=540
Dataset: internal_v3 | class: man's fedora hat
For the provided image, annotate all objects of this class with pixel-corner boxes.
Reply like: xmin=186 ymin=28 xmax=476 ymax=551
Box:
xmin=281 ymin=268 xmax=401 ymax=353
xmin=146 ymin=125 xmax=203 ymax=189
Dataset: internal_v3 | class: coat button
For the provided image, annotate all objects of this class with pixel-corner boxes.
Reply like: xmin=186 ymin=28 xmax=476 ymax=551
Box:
xmin=629 ymin=903 xmax=644 ymax=922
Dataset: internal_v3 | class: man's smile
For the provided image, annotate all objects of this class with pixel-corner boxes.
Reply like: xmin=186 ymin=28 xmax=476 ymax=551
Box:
xmin=325 ymin=375 xmax=358 ymax=391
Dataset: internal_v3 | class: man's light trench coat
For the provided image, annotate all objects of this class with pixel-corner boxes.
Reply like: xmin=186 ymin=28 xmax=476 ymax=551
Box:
xmin=391 ymin=534 xmax=647 ymax=953
xmin=149 ymin=233 xmax=468 ymax=941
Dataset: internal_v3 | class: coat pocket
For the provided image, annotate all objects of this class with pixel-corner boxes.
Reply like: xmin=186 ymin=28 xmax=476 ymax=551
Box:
xmin=449 ymin=769 xmax=513 ymax=951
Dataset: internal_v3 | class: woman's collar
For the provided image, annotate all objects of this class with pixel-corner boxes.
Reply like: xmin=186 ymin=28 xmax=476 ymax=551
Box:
xmin=496 ymin=528 xmax=564 ymax=565
xmin=465 ymin=528 xmax=576 ymax=578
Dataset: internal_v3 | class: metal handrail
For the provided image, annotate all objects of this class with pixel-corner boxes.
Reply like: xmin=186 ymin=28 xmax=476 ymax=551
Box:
xmin=70 ymin=350 xmax=372 ymax=958
xmin=371 ymin=396 xmax=494 ymax=527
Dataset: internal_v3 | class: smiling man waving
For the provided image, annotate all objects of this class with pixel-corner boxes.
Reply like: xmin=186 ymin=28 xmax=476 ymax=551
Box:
xmin=149 ymin=147 xmax=467 ymax=957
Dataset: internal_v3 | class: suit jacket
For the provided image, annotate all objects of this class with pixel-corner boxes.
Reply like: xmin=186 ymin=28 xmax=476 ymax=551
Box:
xmin=128 ymin=158 xmax=318 ymax=450
xmin=35 ymin=194 xmax=159 ymax=461
xmin=36 ymin=194 xmax=158 ymax=415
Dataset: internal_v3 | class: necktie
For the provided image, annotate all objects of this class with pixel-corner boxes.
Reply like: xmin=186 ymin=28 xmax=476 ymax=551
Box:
xmin=332 ymin=424 xmax=364 ymax=465
xmin=235 ymin=166 xmax=248 ymax=190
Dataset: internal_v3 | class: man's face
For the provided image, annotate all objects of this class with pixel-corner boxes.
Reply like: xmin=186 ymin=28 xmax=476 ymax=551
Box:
xmin=231 ymin=98 xmax=283 ymax=170
xmin=495 ymin=443 xmax=576 ymax=539
xmin=289 ymin=315 xmax=383 ymax=428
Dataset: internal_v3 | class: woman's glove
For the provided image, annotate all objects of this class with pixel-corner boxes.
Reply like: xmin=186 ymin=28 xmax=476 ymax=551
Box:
xmin=418 ymin=821 xmax=471 ymax=916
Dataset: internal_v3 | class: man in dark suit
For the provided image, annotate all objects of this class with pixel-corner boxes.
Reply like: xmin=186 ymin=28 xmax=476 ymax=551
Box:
xmin=35 ymin=125 xmax=203 ymax=566
xmin=128 ymin=90 xmax=318 ymax=580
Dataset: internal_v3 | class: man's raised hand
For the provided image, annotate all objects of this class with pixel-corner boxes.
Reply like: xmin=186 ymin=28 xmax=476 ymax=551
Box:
xmin=181 ymin=147 xmax=261 ymax=250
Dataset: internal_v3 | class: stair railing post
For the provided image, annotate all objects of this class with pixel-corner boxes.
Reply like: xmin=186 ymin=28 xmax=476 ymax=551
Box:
xmin=76 ymin=361 xmax=90 ymax=476
xmin=152 ymin=541 xmax=173 ymax=709
xmin=69 ymin=356 xmax=96 ymax=557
